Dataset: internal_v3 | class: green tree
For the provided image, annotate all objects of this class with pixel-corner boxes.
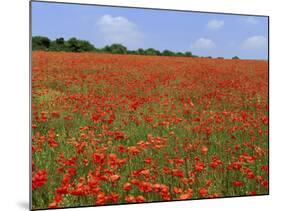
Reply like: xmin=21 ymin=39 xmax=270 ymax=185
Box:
xmin=137 ymin=48 xmax=145 ymax=55
xmin=65 ymin=38 xmax=95 ymax=52
xmin=175 ymin=52 xmax=184 ymax=57
xmin=185 ymin=51 xmax=192 ymax=57
xmin=162 ymin=50 xmax=175 ymax=56
xmin=66 ymin=38 xmax=82 ymax=52
xmin=127 ymin=50 xmax=138 ymax=55
xmin=56 ymin=37 xmax=65 ymax=45
xmin=111 ymin=44 xmax=127 ymax=54
xmin=145 ymin=48 xmax=160 ymax=56
xmin=232 ymin=56 xmax=240 ymax=59
xmin=32 ymin=36 xmax=51 ymax=50
xmin=79 ymin=40 xmax=95 ymax=52
xmin=49 ymin=37 xmax=65 ymax=51
xmin=102 ymin=44 xmax=127 ymax=54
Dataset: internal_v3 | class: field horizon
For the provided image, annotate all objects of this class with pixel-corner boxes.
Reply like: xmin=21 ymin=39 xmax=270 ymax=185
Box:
xmin=31 ymin=50 xmax=268 ymax=61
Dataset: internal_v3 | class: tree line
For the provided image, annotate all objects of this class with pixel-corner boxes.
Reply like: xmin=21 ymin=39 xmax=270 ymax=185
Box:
xmin=32 ymin=36 xmax=195 ymax=57
xmin=32 ymin=36 xmax=239 ymax=59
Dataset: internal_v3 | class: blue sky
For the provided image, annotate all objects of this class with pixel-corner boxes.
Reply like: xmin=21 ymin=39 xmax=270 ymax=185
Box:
xmin=32 ymin=1 xmax=268 ymax=59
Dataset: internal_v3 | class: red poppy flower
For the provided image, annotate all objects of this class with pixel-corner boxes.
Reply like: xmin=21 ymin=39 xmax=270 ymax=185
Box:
xmin=199 ymin=187 xmax=208 ymax=197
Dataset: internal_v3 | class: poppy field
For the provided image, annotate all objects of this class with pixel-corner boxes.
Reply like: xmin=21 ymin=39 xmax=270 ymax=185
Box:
xmin=31 ymin=51 xmax=269 ymax=209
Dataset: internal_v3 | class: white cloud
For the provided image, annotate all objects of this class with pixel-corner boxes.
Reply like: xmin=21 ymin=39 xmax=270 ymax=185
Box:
xmin=96 ymin=14 xmax=144 ymax=49
xmin=242 ymin=35 xmax=267 ymax=49
xmin=191 ymin=38 xmax=216 ymax=50
xmin=244 ymin=17 xmax=259 ymax=25
xmin=207 ymin=19 xmax=224 ymax=30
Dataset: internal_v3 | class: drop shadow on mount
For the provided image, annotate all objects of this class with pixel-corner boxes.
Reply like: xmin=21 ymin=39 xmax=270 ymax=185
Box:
xmin=17 ymin=201 xmax=29 ymax=210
